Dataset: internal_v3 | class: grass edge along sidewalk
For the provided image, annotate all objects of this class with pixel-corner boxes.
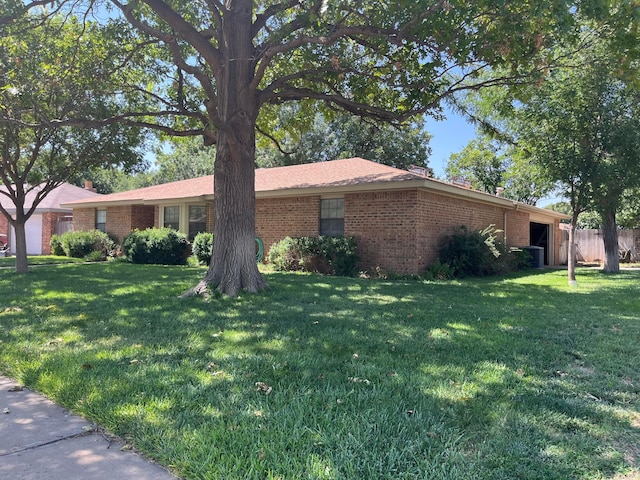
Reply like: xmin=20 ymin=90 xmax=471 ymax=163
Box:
xmin=0 ymin=263 xmax=638 ymax=479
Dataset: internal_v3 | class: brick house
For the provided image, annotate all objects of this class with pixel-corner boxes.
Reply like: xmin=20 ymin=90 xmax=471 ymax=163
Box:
xmin=63 ymin=158 xmax=568 ymax=274
xmin=0 ymin=182 xmax=101 ymax=255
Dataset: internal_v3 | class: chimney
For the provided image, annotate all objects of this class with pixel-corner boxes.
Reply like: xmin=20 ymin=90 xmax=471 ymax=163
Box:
xmin=84 ymin=180 xmax=97 ymax=192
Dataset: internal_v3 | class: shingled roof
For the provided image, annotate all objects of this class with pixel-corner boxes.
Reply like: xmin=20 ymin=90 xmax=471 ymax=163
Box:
xmin=60 ymin=157 xmax=568 ymax=221
xmin=0 ymin=182 xmax=100 ymax=213
xmin=64 ymin=158 xmax=424 ymax=206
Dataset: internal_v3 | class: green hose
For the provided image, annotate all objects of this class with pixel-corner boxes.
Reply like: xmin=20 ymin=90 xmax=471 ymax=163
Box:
xmin=255 ymin=237 xmax=264 ymax=263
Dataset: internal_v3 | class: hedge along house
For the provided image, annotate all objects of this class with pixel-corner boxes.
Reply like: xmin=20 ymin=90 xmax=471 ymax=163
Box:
xmin=0 ymin=182 xmax=101 ymax=255
xmin=63 ymin=158 xmax=568 ymax=274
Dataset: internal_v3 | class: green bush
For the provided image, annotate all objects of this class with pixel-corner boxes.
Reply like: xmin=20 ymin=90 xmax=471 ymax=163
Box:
xmin=267 ymin=237 xmax=303 ymax=272
xmin=122 ymin=228 xmax=189 ymax=265
xmin=424 ymin=259 xmax=456 ymax=281
xmin=438 ymin=225 xmax=505 ymax=278
xmin=59 ymin=230 xmax=115 ymax=260
xmin=49 ymin=234 xmax=65 ymax=256
xmin=267 ymin=236 xmax=359 ymax=276
xmin=192 ymin=232 xmax=213 ymax=265
xmin=509 ymin=247 xmax=533 ymax=271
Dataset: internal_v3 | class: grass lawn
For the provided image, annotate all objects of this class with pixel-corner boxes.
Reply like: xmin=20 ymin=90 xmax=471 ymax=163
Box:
xmin=0 ymin=255 xmax=85 ymax=268
xmin=0 ymin=263 xmax=638 ymax=479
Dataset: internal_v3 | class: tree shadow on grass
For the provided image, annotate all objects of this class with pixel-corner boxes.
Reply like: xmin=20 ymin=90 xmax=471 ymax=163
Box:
xmin=1 ymin=265 xmax=639 ymax=479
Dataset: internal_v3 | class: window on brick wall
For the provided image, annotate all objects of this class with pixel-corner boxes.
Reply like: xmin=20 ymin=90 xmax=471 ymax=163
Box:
xmin=95 ymin=209 xmax=106 ymax=233
xmin=320 ymin=198 xmax=344 ymax=236
xmin=163 ymin=206 xmax=180 ymax=230
xmin=188 ymin=205 xmax=207 ymax=241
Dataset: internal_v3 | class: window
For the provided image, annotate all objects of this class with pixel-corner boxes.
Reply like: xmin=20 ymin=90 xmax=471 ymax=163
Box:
xmin=320 ymin=198 xmax=344 ymax=236
xmin=163 ymin=206 xmax=180 ymax=230
xmin=95 ymin=209 xmax=106 ymax=233
xmin=188 ymin=205 xmax=207 ymax=241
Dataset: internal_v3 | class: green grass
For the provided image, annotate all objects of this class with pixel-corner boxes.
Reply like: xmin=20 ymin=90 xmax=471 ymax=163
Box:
xmin=0 ymin=255 xmax=85 ymax=268
xmin=0 ymin=264 xmax=639 ymax=479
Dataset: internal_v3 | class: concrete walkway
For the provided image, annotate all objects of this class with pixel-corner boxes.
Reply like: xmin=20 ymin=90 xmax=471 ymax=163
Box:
xmin=0 ymin=376 xmax=178 ymax=479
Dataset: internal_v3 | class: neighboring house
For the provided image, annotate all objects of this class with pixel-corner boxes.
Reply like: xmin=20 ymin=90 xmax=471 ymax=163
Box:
xmin=62 ymin=158 xmax=568 ymax=275
xmin=0 ymin=182 xmax=101 ymax=255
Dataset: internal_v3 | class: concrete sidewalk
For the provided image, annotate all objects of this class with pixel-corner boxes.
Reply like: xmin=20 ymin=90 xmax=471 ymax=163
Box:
xmin=0 ymin=376 xmax=178 ymax=479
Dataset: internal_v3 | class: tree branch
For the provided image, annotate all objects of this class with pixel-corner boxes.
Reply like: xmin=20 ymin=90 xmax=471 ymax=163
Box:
xmin=141 ymin=0 xmax=224 ymax=73
xmin=256 ymin=125 xmax=296 ymax=156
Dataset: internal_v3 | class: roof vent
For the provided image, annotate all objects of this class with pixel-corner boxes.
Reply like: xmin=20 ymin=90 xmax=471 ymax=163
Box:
xmin=450 ymin=176 xmax=472 ymax=189
xmin=407 ymin=165 xmax=433 ymax=177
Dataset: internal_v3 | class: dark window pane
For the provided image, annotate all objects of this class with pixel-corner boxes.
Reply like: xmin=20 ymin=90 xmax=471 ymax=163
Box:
xmin=163 ymin=206 xmax=180 ymax=230
xmin=96 ymin=209 xmax=106 ymax=233
xmin=188 ymin=205 xmax=207 ymax=241
xmin=319 ymin=199 xmax=344 ymax=236
xmin=320 ymin=218 xmax=344 ymax=236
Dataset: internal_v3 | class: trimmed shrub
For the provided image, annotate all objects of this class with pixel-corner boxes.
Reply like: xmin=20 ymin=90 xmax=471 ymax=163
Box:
xmin=437 ymin=225 xmax=505 ymax=278
xmin=267 ymin=236 xmax=359 ymax=276
xmin=49 ymin=234 xmax=65 ymax=256
xmin=122 ymin=228 xmax=189 ymax=265
xmin=59 ymin=230 xmax=115 ymax=260
xmin=267 ymin=237 xmax=303 ymax=272
xmin=192 ymin=232 xmax=213 ymax=265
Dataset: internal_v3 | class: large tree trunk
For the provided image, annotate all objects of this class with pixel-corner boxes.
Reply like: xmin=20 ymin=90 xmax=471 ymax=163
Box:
xmin=600 ymin=208 xmax=620 ymax=273
xmin=196 ymin=0 xmax=265 ymax=297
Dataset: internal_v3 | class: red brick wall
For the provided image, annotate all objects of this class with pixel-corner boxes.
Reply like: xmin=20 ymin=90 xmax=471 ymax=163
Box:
xmin=41 ymin=212 xmax=69 ymax=255
xmin=105 ymin=205 xmax=154 ymax=242
xmin=206 ymin=202 xmax=215 ymax=233
xmin=130 ymin=206 xmax=155 ymax=232
xmin=69 ymin=189 xmax=553 ymax=273
xmin=256 ymin=196 xmax=320 ymax=256
xmin=73 ymin=208 xmax=96 ymax=233
xmin=506 ymin=210 xmax=531 ymax=248
xmin=75 ymin=205 xmax=154 ymax=243
xmin=413 ymin=191 xmax=533 ymax=273
xmin=345 ymin=189 xmax=534 ymax=275
xmin=346 ymin=190 xmax=421 ymax=274
xmin=0 ymin=213 xmax=9 ymax=240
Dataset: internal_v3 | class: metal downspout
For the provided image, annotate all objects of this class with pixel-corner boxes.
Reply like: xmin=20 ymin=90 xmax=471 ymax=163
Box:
xmin=503 ymin=209 xmax=508 ymax=245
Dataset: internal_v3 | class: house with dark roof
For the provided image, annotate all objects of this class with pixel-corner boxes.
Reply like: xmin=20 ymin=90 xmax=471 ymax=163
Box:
xmin=63 ymin=158 xmax=568 ymax=274
xmin=0 ymin=182 xmax=101 ymax=255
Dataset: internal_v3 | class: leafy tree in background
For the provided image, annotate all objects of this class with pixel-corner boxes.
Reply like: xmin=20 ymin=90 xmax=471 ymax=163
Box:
xmin=0 ymin=0 xmax=59 ymax=26
xmin=97 ymin=0 xmax=620 ymax=296
xmin=451 ymin=27 xmax=640 ymax=281
xmin=257 ymin=111 xmax=431 ymax=170
xmin=445 ymin=134 xmax=555 ymax=204
xmin=617 ymin=189 xmax=640 ymax=229
xmin=69 ymin=166 xmax=155 ymax=194
xmin=513 ymin=43 xmax=640 ymax=276
xmin=445 ymin=136 xmax=506 ymax=194
xmin=0 ymin=14 xmax=145 ymax=272
xmin=153 ymin=137 xmax=217 ymax=184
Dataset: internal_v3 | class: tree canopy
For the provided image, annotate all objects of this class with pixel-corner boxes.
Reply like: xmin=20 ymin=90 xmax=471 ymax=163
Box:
xmin=9 ymin=1 xmax=637 ymax=293
xmin=88 ymin=0 xmax=630 ymax=296
xmin=0 ymin=13 xmax=145 ymax=272
xmin=257 ymin=111 xmax=431 ymax=169
xmin=450 ymin=29 xmax=640 ymax=280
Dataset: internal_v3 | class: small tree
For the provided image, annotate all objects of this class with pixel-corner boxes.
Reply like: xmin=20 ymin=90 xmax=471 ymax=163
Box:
xmin=0 ymin=14 xmax=145 ymax=272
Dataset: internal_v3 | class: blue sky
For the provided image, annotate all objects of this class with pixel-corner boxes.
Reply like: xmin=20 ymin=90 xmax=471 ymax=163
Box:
xmin=422 ymin=109 xmax=560 ymax=207
xmin=423 ymin=107 xmax=477 ymax=178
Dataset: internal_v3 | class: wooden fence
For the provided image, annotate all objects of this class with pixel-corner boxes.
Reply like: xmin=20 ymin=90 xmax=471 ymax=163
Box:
xmin=574 ymin=229 xmax=640 ymax=263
